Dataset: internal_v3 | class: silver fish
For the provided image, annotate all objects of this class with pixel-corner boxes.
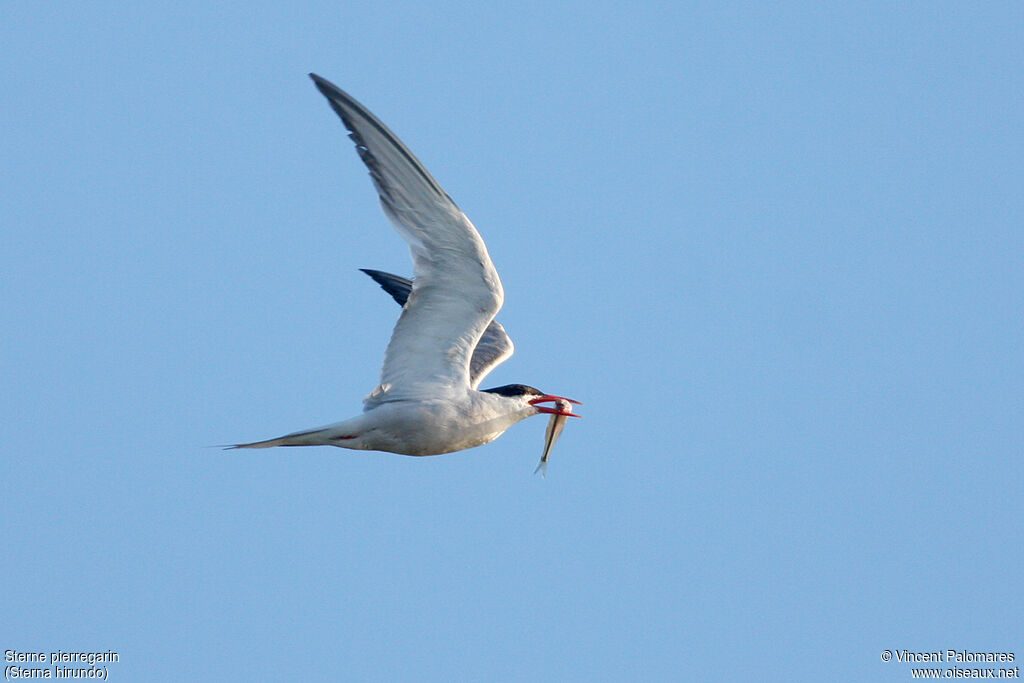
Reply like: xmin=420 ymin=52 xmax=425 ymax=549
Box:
xmin=535 ymin=398 xmax=573 ymax=476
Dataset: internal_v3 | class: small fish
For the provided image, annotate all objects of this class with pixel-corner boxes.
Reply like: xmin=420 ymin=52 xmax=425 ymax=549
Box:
xmin=535 ymin=398 xmax=573 ymax=477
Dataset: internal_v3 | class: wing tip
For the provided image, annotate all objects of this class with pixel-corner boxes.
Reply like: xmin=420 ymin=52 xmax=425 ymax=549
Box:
xmin=309 ymin=72 xmax=345 ymax=101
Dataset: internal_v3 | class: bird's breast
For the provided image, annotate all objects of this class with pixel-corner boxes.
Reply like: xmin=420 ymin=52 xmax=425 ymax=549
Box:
xmin=359 ymin=399 xmax=511 ymax=456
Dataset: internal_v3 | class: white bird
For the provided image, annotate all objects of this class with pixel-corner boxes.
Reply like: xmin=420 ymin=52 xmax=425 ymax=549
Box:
xmin=231 ymin=74 xmax=580 ymax=463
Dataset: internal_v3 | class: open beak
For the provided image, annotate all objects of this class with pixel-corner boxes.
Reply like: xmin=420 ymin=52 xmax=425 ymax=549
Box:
xmin=528 ymin=395 xmax=582 ymax=417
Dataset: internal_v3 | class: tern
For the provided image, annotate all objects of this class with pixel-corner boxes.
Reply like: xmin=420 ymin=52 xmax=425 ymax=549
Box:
xmin=231 ymin=74 xmax=580 ymax=464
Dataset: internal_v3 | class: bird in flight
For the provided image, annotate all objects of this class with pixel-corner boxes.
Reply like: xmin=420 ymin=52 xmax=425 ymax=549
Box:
xmin=231 ymin=74 xmax=580 ymax=469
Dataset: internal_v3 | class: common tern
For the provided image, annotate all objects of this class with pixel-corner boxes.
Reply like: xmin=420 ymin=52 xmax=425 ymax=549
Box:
xmin=231 ymin=74 xmax=580 ymax=465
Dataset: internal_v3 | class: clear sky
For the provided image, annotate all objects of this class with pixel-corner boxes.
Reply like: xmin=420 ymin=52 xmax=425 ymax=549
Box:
xmin=3 ymin=2 xmax=1021 ymax=681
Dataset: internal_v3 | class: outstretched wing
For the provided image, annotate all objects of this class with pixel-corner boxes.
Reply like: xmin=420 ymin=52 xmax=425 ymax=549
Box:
xmin=360 ymin=269 xmax=514 ymax=389
xmin=311 ymin=74 xmax=504 ymax=402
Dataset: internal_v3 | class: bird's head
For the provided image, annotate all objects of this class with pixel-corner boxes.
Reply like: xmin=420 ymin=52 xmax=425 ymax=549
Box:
xmin=481 ymin=384 xmax=581 ymax=417
xmin=481 ymin=384 xmax=581 ymax=475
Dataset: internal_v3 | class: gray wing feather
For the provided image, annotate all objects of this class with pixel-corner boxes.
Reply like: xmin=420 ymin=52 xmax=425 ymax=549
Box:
xmin=360 ymin=269 xmax=514 ymax=388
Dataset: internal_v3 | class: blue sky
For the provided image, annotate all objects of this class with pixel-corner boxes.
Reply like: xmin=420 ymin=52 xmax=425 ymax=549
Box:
xmin=2 ymin=2 xmax=1021 ymax=681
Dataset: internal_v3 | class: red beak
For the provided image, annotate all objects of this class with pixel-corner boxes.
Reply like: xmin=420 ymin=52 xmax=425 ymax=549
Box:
xmin=528 ymin=395 xmax=583 ymax=417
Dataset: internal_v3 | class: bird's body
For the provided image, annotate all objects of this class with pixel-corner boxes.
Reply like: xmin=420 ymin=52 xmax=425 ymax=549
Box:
xmin=239 ymin=390 xmax=537 ymax=456
xmin=232 ymin=74 xmax=579 ymax=465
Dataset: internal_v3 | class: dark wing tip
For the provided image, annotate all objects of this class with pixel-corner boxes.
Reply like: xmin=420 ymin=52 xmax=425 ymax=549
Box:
xmin=360 ymin=268 xmax=412 ymax=307
xmin=308 ymin=73 xmax=333 ymax=95
xmin=308 ymin=73 xmax=359 ymax=118
xmin=308 ymin=72 xmax=330 ymax=88
xmin=307 ymin=72 xmax=450 ymax=203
